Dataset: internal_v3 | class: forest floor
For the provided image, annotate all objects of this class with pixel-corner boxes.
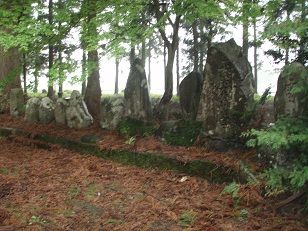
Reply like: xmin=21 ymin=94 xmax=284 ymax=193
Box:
xmin=0 ymin=114 xmax=307 ymax=230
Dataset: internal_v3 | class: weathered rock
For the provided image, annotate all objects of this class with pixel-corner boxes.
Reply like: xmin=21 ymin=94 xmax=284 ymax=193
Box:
xmin=274 ymin=62 xmax=308 ymax=119
xmin=66 ymin=90 xmax=93 ymax=129
xmin=124 ymin=58 xmax=152 ymax=121
xmin=39 ymin=97 xmax=55 ymax=123
xmin=9 ymin=88 xmax=24 ymax=117
xmin=179 ymin=71 xmax=203 ymax=120
xmin=200 ymin=39 xmax=255 ymax=143
xmin=0 ymin=93 xmax=9 ymax=113
xmin=25 ymin=97 xmax=41 ymax=123
xmin=100 ymin=97 xmax=124 ymax=129
xmin=54 ymin=98 xmax=68 ymax=125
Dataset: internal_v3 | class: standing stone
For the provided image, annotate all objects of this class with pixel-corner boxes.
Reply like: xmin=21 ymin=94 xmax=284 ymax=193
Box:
xmin=100 ymin=97 xmax=124 ymax=129
xmin=274 ymin=62 xmax=308 ymax=119
xmin=9 ymin=88 xmax=24 ymax=117
xmin=200 ymin=39 xmax=255 ymax=140
xmin=179 ymin=71 xmax=203 ymax=120
xmin=39 ymin=97 xmax=55 ymax=123
xmin=124 ymin=58 xmax=152 ymax=121
xmin=0 ymin=93 xmax=9 ymax=114
xmin=55 ymin=98 xmax=68 ymax=125
xmin=66 ymin=90 xmax=93 ymax=129
xmin=25 ymin=97 xmax=40 ymax=123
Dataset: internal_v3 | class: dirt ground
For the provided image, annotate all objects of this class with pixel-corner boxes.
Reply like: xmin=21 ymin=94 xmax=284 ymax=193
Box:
xmin=0 ymin=114 xmax=307 ymax=230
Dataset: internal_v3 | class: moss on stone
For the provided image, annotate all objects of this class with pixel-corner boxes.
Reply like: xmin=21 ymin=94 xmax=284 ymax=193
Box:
xmin=163 ymin=120 xmax=202 ymax=147
xmin=117 ymin=118 xmax=156 ymax=137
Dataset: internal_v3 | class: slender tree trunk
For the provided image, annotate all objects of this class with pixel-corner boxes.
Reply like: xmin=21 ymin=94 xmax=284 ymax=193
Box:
xmin=285 ymin=11 xmax=290 ymax=65
xmin=130 ymin=44 xmax=135 ymax=65
xmin=58 ymin=45 xmax=63 ymax=98
xmin=84 ymin=0 xmax=101 ymax=119
xmin=81 ymin=47 xmax=87 ymax=96
xmin=206 ymin=20 xmax=214 ymax=58
xmin=160 ymin=43 xmax=177 ymax=105
xmin=22 ymin=53 xmax=27 ymax=95
xmin=176 ymin=43 xmax=180 ymax=96
xmin=163 ymin=41 xmax=166 ymax=89
xmin=148 ymin=40 xmax=151 ymax=92
xmin=199 ymin=20 xmax=206 ymax=72
xmin=242 ymin=0 xmax=250 ymax=58
xmin=141 ymin=12 xmax=146 ymax=67
xmin=57 ymin=0 xmax=63 ymax=98
xmin=114 ymin=58 xmax=119 ymax=94
xmin=192 ymin=20 xmax=199 ymax=72
xmin=297 ymin=0 xmax=306 ymax=64
xmin=253 ymin=19 xmax=258 ymax=93
xmin=34 ymin=70 xmax=38 ymax=93
xmin=47 ymin=0 xmax=55 ymax=99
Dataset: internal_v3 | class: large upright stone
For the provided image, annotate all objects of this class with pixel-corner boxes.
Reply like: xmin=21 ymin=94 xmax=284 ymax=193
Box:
xmin=274 ymin=62 xmax=308 ymax=119
xmin=25 ymin=97 xmax=40 ymax=123
xmin=66 ymin=90 xmax=93 ymax=129
xmin=100 ymin=97 xmax=124 ymax=129
xmin=179 ymin=71 xmax=203 ymax=120
xmin=10 ymin=88 xmax=24 ymax=117
xmin=124 ymin=58 xmax=152 ymax=121
xmin=39 ymin=97 xmax=55 ymax=124
xmin=55 ymin=98 xmax=68 ymax=125
xmin=200 ymin=39 xmax=255 ymax=139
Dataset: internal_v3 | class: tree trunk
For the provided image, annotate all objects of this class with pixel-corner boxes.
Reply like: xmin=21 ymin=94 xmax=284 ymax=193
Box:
xmin=34 ymin=71 xmax=38 ymax=93
xmin=192 ymin=20 xmax=199 ymax=72
xmin=297 ymin=0 xmax=306 ymax=64
xmin=58 ymin=45 xmax=63 ymax=98
xmin=148 ymin=40 xmax=151 ymax=92
xmin=285 ymin=11 xmax=290 ymax=65
xmin=22 ymin=53 xmax=27 ymax=95
xmin=199 ymin=20 xmax=206 ymax=72
xmin=242 ymin=0 xmax=249 ymax=58
xmin=130 ymin=44 xmax=135 ymax=65
xmin=0 ymin=47 xmax=21 ymax=93
xmin=114 ymin=58 xmax=119 ymax=94
xmin=176 ymin=43 xmax=180 ymax=96
xmin=160 ymin=43 xmax=177 ymax=105
xmin=253 ymin=18 xmax=258 ymax=93
xmin=163 ymin=41 xmax=166 ymax=88
xmin=47 ymin=0 xmax=55 ymax=99
xmin=84 ymin=0 xmax=101 ymax=120
xmin=81 ymin=47 xmax=87 ymax=96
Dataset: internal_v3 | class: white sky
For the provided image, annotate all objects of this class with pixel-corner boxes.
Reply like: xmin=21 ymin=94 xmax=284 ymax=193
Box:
xmin=35 ymin=25 xmax=282 ymax=96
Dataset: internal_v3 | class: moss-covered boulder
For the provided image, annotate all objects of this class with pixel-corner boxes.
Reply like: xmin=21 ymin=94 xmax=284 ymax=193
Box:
xmin=274 ymin=62 xmax=308 ymax=119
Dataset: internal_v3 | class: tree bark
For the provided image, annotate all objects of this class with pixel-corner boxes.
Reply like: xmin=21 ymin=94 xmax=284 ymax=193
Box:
xmin=242 ymin=0 xmax=249 ymax=58
xmin=0 ymin=47 xmax=21 ymax=93
xmin=192 ymin=20 xmax=199 ymax=72
xmin=176 ymin=42 xmax=180 ymax=96
xmin=47 ymin=0 xmax=55 ymax=99
xmin=130 ymin=45 xmax=135 ymax=65
xmin=148 ymin=40 xmax=151 ymax=92
xmin=285 ymin=11 xmax=290 ymax=65
xmin=253 ymin=18 xmax=258 ymax=93
xmin=84 ymin=0 xmax=101 ymax=120
xmin=114 ymin=58 xmax=119 ymax=94
xmin=22 ymin=53 xmax=27 ymax=95
xmin=297 ymin=0 xmax=306 ymax=64
xmin=81 ymin=45 xmax=87 ymax=97
xmin=58 ymin=45 xmax=63 ymax=98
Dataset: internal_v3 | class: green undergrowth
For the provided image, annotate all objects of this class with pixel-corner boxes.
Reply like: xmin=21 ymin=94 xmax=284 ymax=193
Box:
xmin=117 ymin=118 xmax=157 ymax=138
xmin=163 ymin=120 xmax=202 ymax=146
